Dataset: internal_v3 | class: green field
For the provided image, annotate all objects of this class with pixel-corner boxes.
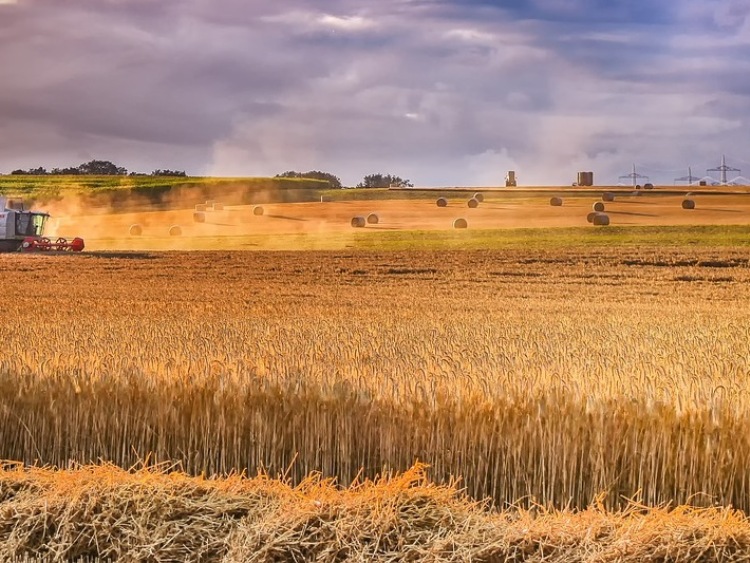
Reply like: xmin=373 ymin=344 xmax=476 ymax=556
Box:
xmin=86 ymin=224 xmax=750 ymax=252
xmin=0 ymin=174 xmax=330 ymax=204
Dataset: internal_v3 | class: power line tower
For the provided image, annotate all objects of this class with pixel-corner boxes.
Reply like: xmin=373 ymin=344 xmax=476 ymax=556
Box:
xmin=707 ymin=155 xmax=740 ymax=185
xmin=618 ymin=164 xmax=649 ymax=187
xmin=674 ymin=166 xmax=699 ymax=185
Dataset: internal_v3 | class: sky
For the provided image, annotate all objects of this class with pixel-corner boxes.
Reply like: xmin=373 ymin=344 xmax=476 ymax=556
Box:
xmin=1 ymin=0 xmax=750 ymax=186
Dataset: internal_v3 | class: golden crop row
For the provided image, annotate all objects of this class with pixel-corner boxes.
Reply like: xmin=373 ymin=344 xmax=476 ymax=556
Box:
xmin=1 ymin=249 xmax=749 ymax=510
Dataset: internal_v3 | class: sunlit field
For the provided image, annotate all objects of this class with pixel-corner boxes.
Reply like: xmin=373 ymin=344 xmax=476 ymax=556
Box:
xmin=3 ymin=178 xmax=750 ymax=559
xmin=2 ymin=237 xmax=750 ymax=559
xmin=28 ymin=182 xmax=750 ymax=252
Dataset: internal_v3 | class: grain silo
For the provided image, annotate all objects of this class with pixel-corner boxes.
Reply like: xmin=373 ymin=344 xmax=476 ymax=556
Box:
xmin=577 ymin=171 xmax=594 ymax=186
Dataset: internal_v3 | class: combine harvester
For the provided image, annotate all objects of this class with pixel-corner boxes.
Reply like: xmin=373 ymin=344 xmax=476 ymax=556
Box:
xmin=0 ymin=197 xmax=84 ymax=252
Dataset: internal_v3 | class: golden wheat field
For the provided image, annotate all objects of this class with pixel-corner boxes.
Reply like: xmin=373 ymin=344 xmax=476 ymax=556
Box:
xmin=2 ymin=244 xmax=750 ymax=560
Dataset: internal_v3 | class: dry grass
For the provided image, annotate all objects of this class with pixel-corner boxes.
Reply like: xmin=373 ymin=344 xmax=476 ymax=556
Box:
xmin=3 ymin=462 xmax=750 ymax=562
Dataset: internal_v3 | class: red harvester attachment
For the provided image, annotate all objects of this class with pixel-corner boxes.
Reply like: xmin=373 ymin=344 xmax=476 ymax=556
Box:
xmin=21 ymin=236 xmax=85 ymax=252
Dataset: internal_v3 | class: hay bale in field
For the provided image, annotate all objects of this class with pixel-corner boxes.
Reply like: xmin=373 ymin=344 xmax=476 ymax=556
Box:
xmin=453 ymin=218 xmax=468 ymax=229
xmin=473 ymin=192 xmax=484 ymax=203
xmin=253 ymin=206 xmax=264 ymax=216
xmin=129 ymin=224 xmax=143 ymax=236
xmin=550 ymin=197 xmax=563 ymax=207
xmin=212 ymin=202 xmax=224 ymax=211
xmin=195 ymin=204 xmax=207 ymax=212
xmin=644 ymin=183 xmax=654 ymax=190
xmin=586 ymin=212 xmax=597 ymax=223
xmin=593 ymin=213 xmax=610 ymax=226
xmin=351 ymin=216 xmax=366 ymax=228
xmin=436 ymin=197 xmax=448 ymax=207
xmin=682 ymin=199 xmax=696 ymax=210
xmin=193 ymin=212 xmax=206 ymax=223
xmin=367 ymin=213 xmax=379 ymax=224
xmin=467 ymin=198 xmax=479 ymax=208
xmin=169 ymin=225 xmax=182 ymax=236
xmin=602 ymin=192 xmax=615 ymax=202
xmin=593 ymin=202 xmax=605 ymax=212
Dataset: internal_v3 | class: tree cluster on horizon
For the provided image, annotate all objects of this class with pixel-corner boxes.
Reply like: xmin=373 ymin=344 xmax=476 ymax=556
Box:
xmin=357 ymin=173 xmax=413 ymax=188
xmin=275 ymin=170 xmax=342 ymax=189
xmin=277 ymin=170 xmax=413 ymax=189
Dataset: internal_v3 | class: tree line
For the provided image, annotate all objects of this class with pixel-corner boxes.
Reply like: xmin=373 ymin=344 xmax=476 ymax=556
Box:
xmin=7 ymin=161 xmax=413 ymax=188
xmin=9 ymin=160 xmax=187 ymax=177
xmin=276 ymin=171 xmax=413 ymax=189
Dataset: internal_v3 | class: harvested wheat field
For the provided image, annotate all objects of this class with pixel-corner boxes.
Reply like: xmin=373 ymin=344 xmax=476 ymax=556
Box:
xmin=2 ymin=245 xmax=750 ymax=560
xmin=41 ymin=187 xmax=750 ymax=251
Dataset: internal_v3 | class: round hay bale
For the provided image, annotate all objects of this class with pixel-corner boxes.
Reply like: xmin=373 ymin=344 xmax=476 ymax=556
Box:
xmin=367 ymin=213 xmax=379 ymax=224
xmin=602 ymin=192 xmax=615 ymax=202
xmin=212 ymin=202 xmax=224 ymax=211
xmin=593 ymin=202 xmax=605 ymax=212
xmin=253 ymin=205 xmax=264 ymax=216
xmin=193 ymin=212 xmax=206 ymax=223
xmin=682 ymin=199 xmax=695 ymax=210
xmin=436 ymin=197 xmax=448 ymax=207
xmin=351 ymin=216 xmax=366 ymax=228
xmin=635 ymin=184 xmax=641 ymax=190
xmin=467 ymin=198 xmax=479 ymax=208
xmin=195 ymin=204 xmax=207 ymax=212
xmin=549 ymin=196 xmax=563 ymax=207
xmin=473 ymin=192 xmax=484 ymax=203
xmin=169 ymin=225 xmax=182 ymax=236
xmin=129 ymin=224 xmax=143 ymax=236
xmin=453 ymin=218 xmax=468 ymax=229
xmin=593 ymin=213 xmax=610 ymax=226
xmin=644 ymin=183 xmax=654 ymax=190
xmin=586 ymin=212 xmax=598 ymax=224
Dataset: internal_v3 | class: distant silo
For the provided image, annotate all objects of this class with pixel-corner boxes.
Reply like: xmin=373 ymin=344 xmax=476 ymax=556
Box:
xmin=577 ymin=171 xmax=594 ymax=186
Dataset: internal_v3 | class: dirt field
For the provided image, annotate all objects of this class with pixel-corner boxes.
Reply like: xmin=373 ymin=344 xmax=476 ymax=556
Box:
xmin=44 ymin=188 xmax=750 ymax=250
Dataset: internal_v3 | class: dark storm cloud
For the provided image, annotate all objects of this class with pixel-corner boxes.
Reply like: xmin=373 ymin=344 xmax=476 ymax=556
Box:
xmin=1 ymin=0 xmax=749 ymax=183
xmin=410 ymin=0 xmax=676 ymax=24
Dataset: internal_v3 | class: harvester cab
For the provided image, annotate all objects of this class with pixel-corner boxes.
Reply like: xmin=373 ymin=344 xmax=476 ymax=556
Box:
xmin=0 ymin=197 xmax=84 ymax=252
